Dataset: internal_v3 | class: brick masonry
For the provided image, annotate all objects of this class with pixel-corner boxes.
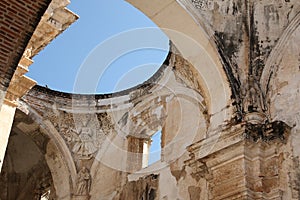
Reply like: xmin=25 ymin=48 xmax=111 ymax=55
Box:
xmin=0 ymin=0 xmax=51 ymax=102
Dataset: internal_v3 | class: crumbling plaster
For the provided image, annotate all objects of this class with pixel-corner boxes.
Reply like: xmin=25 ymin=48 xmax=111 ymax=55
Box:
xmin=0 ymin=0 xmax=299 ymax=199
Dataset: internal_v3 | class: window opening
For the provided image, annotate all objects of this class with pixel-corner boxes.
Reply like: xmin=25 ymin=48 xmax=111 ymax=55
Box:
xmin=148 ymin=130 xmax=162 ymax=166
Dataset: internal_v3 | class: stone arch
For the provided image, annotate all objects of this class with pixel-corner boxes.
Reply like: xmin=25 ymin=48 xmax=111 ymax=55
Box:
xmin=263 ymin=21 xmax=300 ymax=122
xmin=262 ymin=15 xmax=300 ymax=198
xmin=126 ymin=0 xmax=233 ymax=126
xmin=22 ymin=107 xmax=77 ymax=199
xmin=0 ymin=124 xmax=54 ymax=199
xmin=260 ymin=12 xmax=300 ymax=95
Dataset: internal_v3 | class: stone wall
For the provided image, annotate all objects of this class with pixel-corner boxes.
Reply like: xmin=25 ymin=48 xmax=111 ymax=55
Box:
xmin=0 ymin=0 xmax=299 ymax=199
xmin=180 ymin=0 xmax=300 ymax=120
xmin=268 ymin=21 xmax=300 ymax=199
xmin=9 ymin=50 xmax=210 ymax=199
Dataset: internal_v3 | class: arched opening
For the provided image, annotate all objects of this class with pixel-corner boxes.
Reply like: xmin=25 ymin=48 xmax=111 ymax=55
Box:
xmin=148 ymin=130 xmax=162 ymax=166
xmin=0 ymin=109 xmax=75 ymax=199
xmin=0 ymin=110 xmax=55 ymax=199
xmin=141 ymin=130 xmax=162 ymax=168
xmin=126 ymin=0 xmax=233 ymax=126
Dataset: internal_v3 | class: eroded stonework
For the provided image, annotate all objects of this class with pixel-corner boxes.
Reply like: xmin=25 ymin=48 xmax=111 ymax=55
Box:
xmin=0 ymin=0 xmax=299 ymax=200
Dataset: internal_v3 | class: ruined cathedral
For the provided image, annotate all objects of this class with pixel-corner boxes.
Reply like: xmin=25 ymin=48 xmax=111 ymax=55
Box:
xmin=0 ymin=0 xmax=300 ymax=199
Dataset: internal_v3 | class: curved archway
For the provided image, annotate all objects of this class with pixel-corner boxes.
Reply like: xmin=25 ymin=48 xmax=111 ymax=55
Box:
xmin=260 ymin=12 xmax=300 ymax=95
xmin=264 ymin=22 xmax=300 ymax=123
xmin=14 ymin=108 xmax=77 ymax=199
xmin=126 ymin=0 xmax=233 ymax=126
xmin=263 ymin=18 xmax=300 ymax=186
xmin=0 ymin=109 xmax=75 ymax=199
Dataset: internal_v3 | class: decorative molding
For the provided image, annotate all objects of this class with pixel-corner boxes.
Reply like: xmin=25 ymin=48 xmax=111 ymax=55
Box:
xmin=185 ymin=120 xmax=292 ymax=199
xmin=185 ymin=159 xmax=211 ymax=181
xmin=245 ymin=120 xmax=291 ymax=142
xmin=2 ymin=0 xmax=78 ymax=108
xmin=5 ymin=64 xmax=36 ymax=107
xmin=26 ymin=0 xmax=78 ymax=58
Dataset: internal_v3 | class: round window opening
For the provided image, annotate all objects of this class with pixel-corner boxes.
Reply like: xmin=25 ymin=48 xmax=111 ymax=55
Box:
xmin=27 ymin=0 xmax=169 ymax=94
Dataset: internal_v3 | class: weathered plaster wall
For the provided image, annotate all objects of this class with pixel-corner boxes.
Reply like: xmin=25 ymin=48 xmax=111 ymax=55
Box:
xmin=13 ymin=48 xmax=211 ymax=199
xmin=46 ymin=141 xmax=72 ymax=200
xmin=127 ymin=0 xmax=234 ymax=128
xmin=121 ymin=1 xmax=299 ymax=199
xmin=0 ymin=0 xmax=299 ymax=199
xmin=0 ymin=111 xmax=54 ymax=199
xmin=267 ymin=23 xmax=300 ymax=199
xmin=178 ymin=0 xmax=299 ymax=120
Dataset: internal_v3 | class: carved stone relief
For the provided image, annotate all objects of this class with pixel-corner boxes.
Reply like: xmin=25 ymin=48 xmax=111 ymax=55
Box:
xmin=44 ymin=109 xmax=115 ymax=160
xmin=96 ymin=112 xmax=114 ymax=135
xmin=242 ymin=75 xmax=267 ymax=113
xmin=74 ymin=167 xmax=91 ymax=196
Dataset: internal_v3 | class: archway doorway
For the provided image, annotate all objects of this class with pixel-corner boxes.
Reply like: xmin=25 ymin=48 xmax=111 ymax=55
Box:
xmin=0 ymin=109 xmax=73 ymax=200
xmin=0 ymin=110 xmax=55 ymax=199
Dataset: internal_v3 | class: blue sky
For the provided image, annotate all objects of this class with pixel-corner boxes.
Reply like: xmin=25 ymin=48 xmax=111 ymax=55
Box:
xmin=27 ymin=0 xmax=165 ymax=164
xmin=149 ymin=131 xmax=162 ymax=165
xmin=27 ymin=0 xmax=169 ymax=94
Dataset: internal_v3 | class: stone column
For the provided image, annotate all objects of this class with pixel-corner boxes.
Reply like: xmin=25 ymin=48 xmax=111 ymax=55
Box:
xmin=0 ymin=100 xmax=16 ymax=170
xmin=126 ymin=136 xmax=145 ymax=172
xmin=185 ymin=120 xmax=291 ymax=199
xmin=142 ymin=139 xmax=151 ymax=168
xmin=185 ymin=125 xmax=247 ymax=199
xmin=0 ymin=57 xmax=36 ymax=171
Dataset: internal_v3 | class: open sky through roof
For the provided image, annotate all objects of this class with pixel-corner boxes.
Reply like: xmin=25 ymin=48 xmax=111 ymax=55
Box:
xmin=26 ymin=0 xmax=166 ymax=165
xmin=27 ymin=0 xmax=169 ymax=94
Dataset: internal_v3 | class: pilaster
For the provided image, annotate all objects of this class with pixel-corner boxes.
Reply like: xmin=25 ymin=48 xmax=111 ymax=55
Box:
xmin=127 ymin=136 xmax=147 ymax=172
xmin=0 ymin=57 xmax=36 ymax=171
xmin=185 ymin=119 xmax=291 ymax=199
xmin=0 ymin=101 xmax=16 ymax=170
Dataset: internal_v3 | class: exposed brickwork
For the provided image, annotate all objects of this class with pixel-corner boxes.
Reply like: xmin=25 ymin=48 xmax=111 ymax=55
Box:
xmin=0 ymin=0 xmax=51 ymax=92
